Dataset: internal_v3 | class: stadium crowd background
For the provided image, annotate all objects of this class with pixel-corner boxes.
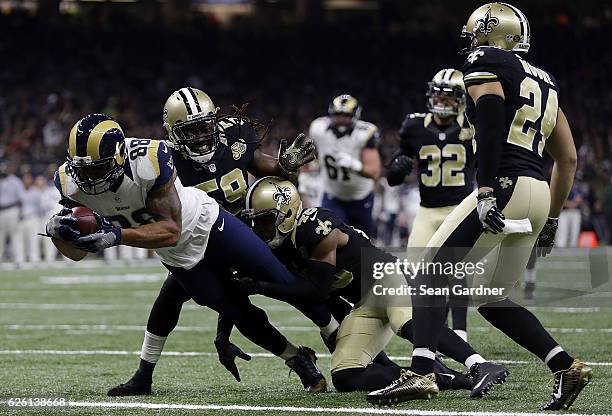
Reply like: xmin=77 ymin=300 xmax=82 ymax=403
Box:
xmin=1 ymin=1 xmax=611 ymax=262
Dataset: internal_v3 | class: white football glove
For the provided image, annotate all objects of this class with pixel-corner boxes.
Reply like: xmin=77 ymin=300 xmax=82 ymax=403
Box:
xmin=335 ymin=152 xmax=363 ymax=172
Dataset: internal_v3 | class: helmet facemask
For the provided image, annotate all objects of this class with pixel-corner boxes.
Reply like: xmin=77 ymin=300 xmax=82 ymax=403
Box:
xmin=67 ymin=143 xmax=125 ymax=195
xmin=244 ymin=206 xmax=298 ymax=249
xmin=171 ymin=113 xmax=219 ymax=164
xmin=426 ymin=82 xmax=466 ymax=117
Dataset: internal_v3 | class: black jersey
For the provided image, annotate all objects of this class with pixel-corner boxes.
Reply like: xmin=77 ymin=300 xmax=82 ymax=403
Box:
xmin=399 ymin=113 xmax=476 ymax=208
xmin=172 ymin=117 xmax=260 ymax=214
xmin=462 ymin=46 xmax=560 ymax=181
xmin=275 ymin=207 xmax=395 ymax=304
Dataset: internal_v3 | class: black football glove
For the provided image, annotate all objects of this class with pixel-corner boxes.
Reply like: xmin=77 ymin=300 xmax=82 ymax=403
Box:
xmin=45 ymin=207 xmax=80 ymax=241
xmin=476 ymin=191 xmax=505 ymax=234
xmin=214 ymin=339 xmax=252 ymax=382
xmin=535 ymin=217 xmax=558 ymax=258
xmin=386 ymin=154 xmax=413 ymax=186
xmin=278 ymin=133 xmax=316 ymax=174
xmin=74 ymin=213 xmax=121 ymax=253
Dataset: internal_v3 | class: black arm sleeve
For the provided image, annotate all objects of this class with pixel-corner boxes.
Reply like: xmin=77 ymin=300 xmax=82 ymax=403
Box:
xmin=474 ymin=94 xmax=505 ymax=188
xmin=255 ymin=277 xmax=325 ymax=302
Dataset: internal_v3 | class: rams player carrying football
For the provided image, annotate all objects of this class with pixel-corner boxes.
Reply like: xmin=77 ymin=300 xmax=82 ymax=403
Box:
xmin=367 ymin=3 xmax=591 ymax=410
xmin=237 ymin=176 xmax=511 ymax=397
xmin=387 ymin=68 xmax=476 ymax=341
xmin=309 ymin=95 xmax=381 ymax=236
xmin=107 ymin=88 xmax=334 ymax=396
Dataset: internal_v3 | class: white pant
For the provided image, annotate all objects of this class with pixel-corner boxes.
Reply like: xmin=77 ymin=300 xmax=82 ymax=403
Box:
xmin=0 ymin=206 xmax=20 ymax=261
xmin=556 ymin=209 xmax=581 ymax=247
xmin=13 ymin=216 xmax=42 ymax=263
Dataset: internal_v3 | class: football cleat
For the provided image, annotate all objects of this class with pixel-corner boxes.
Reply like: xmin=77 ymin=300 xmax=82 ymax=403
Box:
xmin=285 ymin=346 xmax=327 ymax=393
xmin=366 ymin=370 xmax=439 ymax=405
xmin=107 ymin=371 xmax=152 ymax=396
xmin=434 ymin=357 xmax=473 ymax=391
xmin=469 ymin=361 xmax=510 ymax=398
xmin=540 ymin=359 xmax=592 ymax=411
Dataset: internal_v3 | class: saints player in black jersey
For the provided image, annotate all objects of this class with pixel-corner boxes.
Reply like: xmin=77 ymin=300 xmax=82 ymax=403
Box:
xmin=236 ymin=176 xmax=512 ymax=397
xmin=388 ymin=68 xmax=476 ymax=342
xmin=108 ymin=87 xmax=331 ymax=396
xmin=369 ymin=3 xmax=591 ymax=410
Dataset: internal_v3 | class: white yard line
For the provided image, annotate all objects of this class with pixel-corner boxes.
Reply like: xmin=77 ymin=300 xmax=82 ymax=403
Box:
xmin=6 ymin=401 xmax=600 ymax=416
xmin=0 ymin=349 xmax=610 ymax=366
xmin=4 ymin=323 xmax=611 ymax=334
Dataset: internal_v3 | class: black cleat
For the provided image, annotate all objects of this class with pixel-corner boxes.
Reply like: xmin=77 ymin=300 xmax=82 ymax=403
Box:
xmin=540 ymin=359 xmax=592 ymax=411
xmin=107 ymin=371 xmax=152 ymax=396
xmin=367 ymin=369 xmax=439 ymax=405
xmin=433 ymin=357 xmax=473 ymax=391
xmin=285 ymin=346 xmax=327 ymax=393
xmin=469 ymin=361 xmax=509 ymax=398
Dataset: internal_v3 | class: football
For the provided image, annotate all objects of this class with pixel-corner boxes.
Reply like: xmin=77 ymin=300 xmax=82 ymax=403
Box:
xmin=71 ymin=206 xmax=99 ymax=235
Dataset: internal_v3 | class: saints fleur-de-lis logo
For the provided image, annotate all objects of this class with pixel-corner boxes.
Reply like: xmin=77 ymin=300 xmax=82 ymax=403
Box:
xmin=315 ymin=219 xmax=332 ymax=236
xmin=467 ymin=49 xmax=484 ymax=64
xmin=272 ymin=182 xmax=292 ymax=205
xmin=475 ymin=9 xmax=499 ymax=35
xmin=499 ymin=177 xmax=513 ymax=189
xmin=231 ymin=141 xmax=247 ymax=160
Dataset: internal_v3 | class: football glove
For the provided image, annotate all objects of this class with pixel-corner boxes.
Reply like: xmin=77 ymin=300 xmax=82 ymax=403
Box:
xmin=45 ymin=207 xmax=80 ymax=242
xmin=535 ymin=217 xmax=558 ymax=258
xmin=476 ymin=191 xmax=505 ymax=234
xmin=214 ymin=339 xmax=252 ymax=382
xmin=386 ymin=154 xmax=413 ymax=186
xmin=336 ymin=152 xmax=363 ymax=172
xmin=74 ymin=213 xmax=121 ymax=253
xmin=278 ymin=133 xmax=316 ymax=174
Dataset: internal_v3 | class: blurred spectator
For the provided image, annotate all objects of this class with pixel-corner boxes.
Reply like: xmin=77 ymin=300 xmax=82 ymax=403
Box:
xmin=14 ymin=173 xmax=43 ymax=263
xmin=556 ymin=185 xmax=584 ymax=247
xmin=0 ymin=162 xmax=24 ymax=261
xmin=39 ymin=165 xmax=61 ymax=262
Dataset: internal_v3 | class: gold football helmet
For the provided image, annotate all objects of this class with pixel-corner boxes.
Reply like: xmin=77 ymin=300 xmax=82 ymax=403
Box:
xmin=461 ymin=2 xmax=530 ymax=53
xmin=163 ymin=87 xmax=219 ymax=163
xmin=243 ymin=176 xmax=302 ymax=249
xmin=427 ymin=68 xmax=466 ymax=117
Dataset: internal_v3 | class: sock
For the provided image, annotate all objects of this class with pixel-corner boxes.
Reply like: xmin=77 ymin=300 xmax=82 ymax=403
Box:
xmin=451 ymin=306 xmax=467 ymax=332
xmin=279 ymin=342 xmax=300 ymax=360
xmin=545 ymin=346 xmax=574 ymax=373
xmin=320 ymin=316 xmax=340 ymax=338
xmin=454 ymin=329 xmax=468 ymax=342
xmin=478 ymin=299 xmax=573 ymax=369
xmin=140 ymin=330 xmax=167 ymax=365
xmin=411 ymin=348 xmax=436 ymax=375
xmin=465 ymin=353 xmax=486 ymax=369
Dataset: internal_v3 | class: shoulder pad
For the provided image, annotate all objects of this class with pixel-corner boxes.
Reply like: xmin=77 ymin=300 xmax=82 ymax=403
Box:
xmin=463 ymin=47 xmax=515 ymax=85
xmin=293 ymin=207 xmax=341 ymax=249
xmin=220 ymin=118 xmax=260 ymax=145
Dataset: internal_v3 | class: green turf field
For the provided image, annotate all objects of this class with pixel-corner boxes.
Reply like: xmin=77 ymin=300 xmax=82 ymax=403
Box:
xmin=0 ymin=259 xmax=610 ymax=416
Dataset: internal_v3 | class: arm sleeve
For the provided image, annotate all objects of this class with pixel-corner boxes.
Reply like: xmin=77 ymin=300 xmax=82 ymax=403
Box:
xmin=398 ymin=116 xmax=418 ymax=157
xmin=215 ymin=313 xmax=234 ymax=343
xmin=474 ymin=94 xmax=506 ymax=188
xmin=152 ymin=141 xmax=175 ymax=188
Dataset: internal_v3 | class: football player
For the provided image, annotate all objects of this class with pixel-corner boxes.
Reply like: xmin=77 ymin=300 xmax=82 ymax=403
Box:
xmin=107 ymin=88 xmax=330 ymax=396
xmin=367 ymin=3 xmax=591 ymax=410
xmin=309 ymin=95 xmax=381 ymax=236
xmin=387 ymin=68 xmax=476 ymax=341
xmin=236 ymin=176 xmax=510 ymax=397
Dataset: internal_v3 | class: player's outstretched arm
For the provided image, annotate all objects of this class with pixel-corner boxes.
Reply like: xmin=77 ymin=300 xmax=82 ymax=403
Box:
xmin=121 ymin=173 xmax=183 ymax=249
xmin=545 ymin=108 xmax=577 ymax=218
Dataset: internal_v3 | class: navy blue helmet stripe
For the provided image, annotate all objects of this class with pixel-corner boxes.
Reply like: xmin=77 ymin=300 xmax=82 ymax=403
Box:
xmin=178 ymin=89 xmax=194 ymax=115
xmin=188 ymin=88 xmax=202 ymax=113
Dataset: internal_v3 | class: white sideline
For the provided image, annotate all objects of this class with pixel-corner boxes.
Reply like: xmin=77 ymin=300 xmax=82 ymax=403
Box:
xmin=0 ymin=349 xmax=610 ymax=366
xmin=41 ymin=401 xmax=612 ymax=416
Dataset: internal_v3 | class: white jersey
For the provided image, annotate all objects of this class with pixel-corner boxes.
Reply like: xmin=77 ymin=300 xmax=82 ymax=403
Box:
xmin=309 ymin=116 xmax=379 ymax=201
xmin=55 ymin=138 xmax=219 ymax=269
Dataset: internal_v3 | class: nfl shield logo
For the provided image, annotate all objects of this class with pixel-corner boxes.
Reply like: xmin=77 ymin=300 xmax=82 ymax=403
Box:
xmin=208 ymin=163 xmax=216 ymax=173
xmin=439 ymin=132 xmax=446 ymax=141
